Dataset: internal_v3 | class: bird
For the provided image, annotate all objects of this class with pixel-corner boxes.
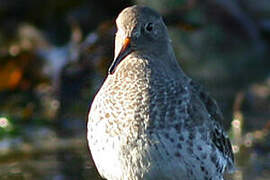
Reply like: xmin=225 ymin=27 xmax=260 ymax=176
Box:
xmin=87 ymin=5 xmax=235 ymax=180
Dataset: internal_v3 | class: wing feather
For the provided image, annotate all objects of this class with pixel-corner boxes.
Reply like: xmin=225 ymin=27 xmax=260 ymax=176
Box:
xmin=189 ymin=80 xmax=235 ymax=172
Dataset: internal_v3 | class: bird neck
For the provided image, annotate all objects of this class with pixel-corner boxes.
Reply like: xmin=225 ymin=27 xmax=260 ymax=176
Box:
xmin=143 ymin=45 xmax=188 ymax=82
xmin=110 ymin=48 xmax=188 ymax=86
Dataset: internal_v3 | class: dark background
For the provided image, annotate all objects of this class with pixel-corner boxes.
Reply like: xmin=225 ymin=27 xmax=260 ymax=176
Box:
xmin=0 ymin=0 xmax=269 ymax=179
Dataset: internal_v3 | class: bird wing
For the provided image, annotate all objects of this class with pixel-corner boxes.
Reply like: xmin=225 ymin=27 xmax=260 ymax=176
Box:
xmin=189 ymin=80 xmax=235 ymax=173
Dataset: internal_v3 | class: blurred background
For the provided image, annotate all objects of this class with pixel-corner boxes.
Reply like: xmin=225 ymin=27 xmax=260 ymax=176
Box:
xmin=0 ymin=0 xmax=269 ymax=179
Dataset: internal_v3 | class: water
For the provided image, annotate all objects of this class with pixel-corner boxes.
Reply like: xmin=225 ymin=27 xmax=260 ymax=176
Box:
xmin=0 ymin=135 xmax=102 ymax=180
xmin=0 ymin=125 xmax=269 ymax=180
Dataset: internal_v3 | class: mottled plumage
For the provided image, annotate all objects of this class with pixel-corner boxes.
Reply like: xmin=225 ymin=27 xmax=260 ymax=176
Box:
xmin=87 ymin=5 xmax=234 ymax=180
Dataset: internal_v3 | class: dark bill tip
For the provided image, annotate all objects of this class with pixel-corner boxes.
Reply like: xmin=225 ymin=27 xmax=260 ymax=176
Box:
xmin=108 ymin=37 xmax=132 ymax=75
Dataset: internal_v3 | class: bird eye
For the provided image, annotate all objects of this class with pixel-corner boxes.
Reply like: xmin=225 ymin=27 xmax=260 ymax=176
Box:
xmin=145 ymin=23 xmax=153 ymax=32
